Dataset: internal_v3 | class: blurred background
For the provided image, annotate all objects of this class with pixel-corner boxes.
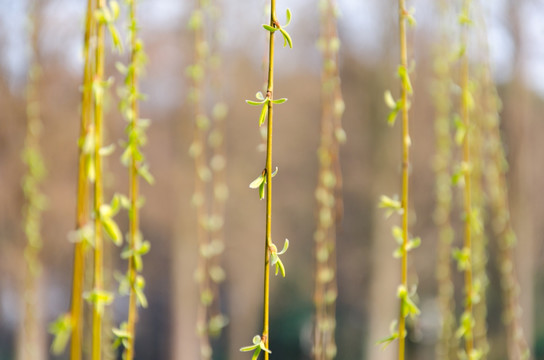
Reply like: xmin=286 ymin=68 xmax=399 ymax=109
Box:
xmin=0 ymin=0 xmax=543 ymax=359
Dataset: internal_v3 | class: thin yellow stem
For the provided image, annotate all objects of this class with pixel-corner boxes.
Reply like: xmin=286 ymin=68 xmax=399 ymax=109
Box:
xmin=262 ymin=1 xmax=276 ymax=358
xmin=125 ymin=1 xmax=139 ymax=359
xmin=458 ymin=2 xmax=474 ymax=358
xmin=21 ymin=2 xmax=46 ymax=358
xmin=313 ymin=1 xmax=342 ymax=358
xmin=190 ymin=2 xmax=213 ymax=358
xmin=460 ymin=0 xmax=473 ymax=356
xmin=70 ymin=0 xmax=95 ymax=359
xmin=208 ymin=1 xmax=228 ymax=324
xmin=480 ymin=59 xmax=530 ymax=358
xmin=92 ymin=0 xmax=106 ymax=358
xmin=398 ymin=0 xmax=409 ymax=359
xmin=433 ymin=4 xmax=457 ymax=356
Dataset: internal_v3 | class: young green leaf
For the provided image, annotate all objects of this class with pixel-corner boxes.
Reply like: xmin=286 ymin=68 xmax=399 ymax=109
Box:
xmin=109 ymin=1 xmax=120 ymax=20
xmin=398 ymin=65 xmax=413 ymax=94
xmin=135 ymin=275 xmax=148 ymax=308
xmin=376 ymin=320 xmax=399 ymax=349
xmin=279 ymin=28 xmax=293 ymax=48
xmin=246 ymin=99 xmax=265 ymax=106
xmin=454 ymin=114 xmax=466 ymax=145
xmin=453 ymin=247 xmax=470 ymax=271
xmin=138 ymin=164 xmax=155 ymax=184
xmin=259 ymin=182 xmax=265 ymax=200
xmin=387 ymin=108 xmax=400 ymax=126
xmin=379 ymin=195 xmax=403 ymax=217
xmin=240 ymin=334 xmax=271 ymax=359
xmin=108 ymin=24 xmax=123 ymax=53
xmin=112 ymin=323 xmax=131 ymax=349
xmin=392 ymin=226 xmax=403 ymax=244
xmin=278 ymin=238 xmax=289 ymax=255
xmin=102 ymin=217 xmax=122 ymax=246
xmin=249 ymin=174 xmax=265 ymax=189
xmin=262 ymin=24 xmax=277 ymax=33
xmin=49 ymin=314 xmax=72 ymax=355
xmin=384 ymin=90 xmax=396 ymax=109
xmin=285 ymin=8 xmax=292 ymax=26
xmin=407 ymin=237 xmax=421 ymax=251
xmin=271 ymin=98 xmax=287 ymax=104
xmin=275 ymin=258 xmax=286 ymax=277
xmin=259 ymin=101 xmax=269 ymax=126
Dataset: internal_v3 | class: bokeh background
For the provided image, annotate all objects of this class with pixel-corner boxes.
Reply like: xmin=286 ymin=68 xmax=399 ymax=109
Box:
xmin=1 ymin=0 xmax=543 ymax=359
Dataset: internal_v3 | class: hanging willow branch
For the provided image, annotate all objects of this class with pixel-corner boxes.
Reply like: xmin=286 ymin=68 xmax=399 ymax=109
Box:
xmin=474 ymin=10 xmax=530 ymax=358
xmin=112 ymin=0 xmax=153 ymax=359
xmin=451 ymin=1 xmax=483 ymax=359
xmin=187 ymin=0 xmax=229 ymax=357
xmin=241 ymin=2 xmax=293 ymax=359
xmin=432 ymin=2 xmax=457 ymax=359
xmin=21 ymin=1 xmax=47 ymax=358
xmin=49 ymin=0 xmax=96 ymax=357
xmin=313 ymin=0 xmax=345 ymax=359
xmin=377 ymin=2 xmax=420 ymax=359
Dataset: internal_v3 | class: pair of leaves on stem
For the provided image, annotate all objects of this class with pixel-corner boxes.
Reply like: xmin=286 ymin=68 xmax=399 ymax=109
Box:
xmin=384 ymin=65 xmax=414 ymax=126
xmin=112 ymin=322 xmax=131 ymax=350
xmin=398 ymin=284 xmax=420 ymax=319
xmin=240 ymin=335 xmax=271 ymax=360
xmin=263 ymin=8 xmax=293 ymax=48
xmin=65 ymin=194 xmax=124 ymax=248
xmin=455 ymin=312 xmax=484 ymax=359
xmin=376 ymin=285 xmax=420 ymax=349
xmin=270 ymin=239 xmax=289 ymax=277
xmin=118 ymin=233 xmax=151 ymax=308
xmin=84 ymin=289 xmax=115 ymax=315
xmin=95 ymin=0 xmax=123 ymax=52
xmin=391 ymin=226 xmax=421 ymax=259
xmin=99 ymin=194 xmax=125 ymax=246
xmin=378 ymin=195 xmax=403 ymax=218
xmin=402 ymin=6 xmax=417 ymax=27
xmin=246 ymin=92 xmax=287 ymax=127
xmin=49 ymin=313 xmax=72 ymax=355
xmin=249 ymin=167 xmax=278 ymax=200
xmin=240 ymin=9 xmax=293 ymax=360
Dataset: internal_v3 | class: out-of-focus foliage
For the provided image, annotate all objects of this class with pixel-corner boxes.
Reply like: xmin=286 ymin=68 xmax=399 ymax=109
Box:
xmin=0 ymin=1 xmax=543 ymax=359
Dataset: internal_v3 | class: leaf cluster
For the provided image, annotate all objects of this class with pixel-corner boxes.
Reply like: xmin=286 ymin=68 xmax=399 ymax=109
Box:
xmin=391 ymin=226 xmax=420 ymax=259
xmin=112 ymin=322 xmax=132 ymax=350
xmin=263 ymin=9 xmax=293 ymax=48
xmin=397 ymin=285 xmax=420 ymax=319
xmin=383 ymin=65 xmax=414 ymax=127
xmin=246 ymin=92 xmax=287 ymax=127
xmin=95 ymin=0 xmax=123 ymax=52
xmin=84 ymin=289 xmax=115 ymax=315
xmin=269 ymin=239 xmax=289 ymax=277
xmin=118 ymin=231 xmax=150 ymax=307
xmin=376 ymin=320 xmax=400 ymax=349
xmin=98 ymin=194 xmax=124 ymax=246
xmin=249 ymin=167 xmax=278 ymax=200
xmin=48 ymin=314 xmax=72 ymax=355
xmin=378 ymin=195 xmax=403 ymax=218
xmin=240 ymin=335 xmax=272 ymax=360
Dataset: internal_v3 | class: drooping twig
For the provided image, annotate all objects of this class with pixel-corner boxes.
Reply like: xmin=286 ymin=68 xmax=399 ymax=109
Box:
xmin=313 ymin=0 xmax=345 ymax=358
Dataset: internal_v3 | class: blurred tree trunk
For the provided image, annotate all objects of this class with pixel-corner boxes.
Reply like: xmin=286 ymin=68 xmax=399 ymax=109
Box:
xmin=15 ymin=272 xmax=46 ymax=360
xmin=365 ymin=71 xmax=398 ymax=360
xmin=503 ymin=0 xmax=535 ymax=353
xmin=367 ymin=205 xmax=399 ymax=360
xmin=365 ymin=0 xmax=402 ymax=358
xmin=171 ymin=160 xmax=199 ymax=359
xmin=15 ymin=1 xmax=47 ymax=359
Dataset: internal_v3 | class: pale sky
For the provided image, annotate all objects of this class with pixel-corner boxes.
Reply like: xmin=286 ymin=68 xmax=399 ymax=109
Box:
xmin=0 ymin=0 xmax=542 ymax=95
